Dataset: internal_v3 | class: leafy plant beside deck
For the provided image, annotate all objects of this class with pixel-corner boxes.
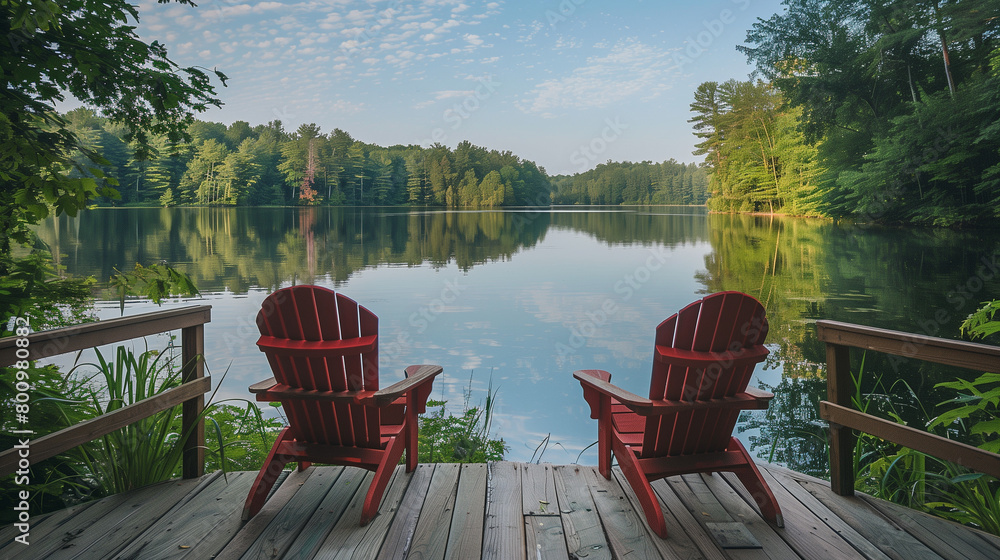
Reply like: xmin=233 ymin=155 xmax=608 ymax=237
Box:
xmin=0 ymin=341 xmax=280 ymax=522
xmin=416 ymin=374 xmax=507 ymax=463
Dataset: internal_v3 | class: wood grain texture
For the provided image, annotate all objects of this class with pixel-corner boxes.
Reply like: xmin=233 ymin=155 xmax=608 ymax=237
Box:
xmin=611 ymin=468 xmax=708 ymax=560
xmin=314 ymin=466 xmax=410 ymax=560
xmin=0 ymin=376 xmax=211 ymax=477
xmin=482 ymin=462 xmax=525 ymax=560
xmin=7 ymin=474 xmax=212 ymax=560
xmin=213 ymin=467 xmax=314 ymax=560
xmin=648 ymin=478 xmax=728 ymax=560
xmin=522 ymin=465 xmax=569 ymax=560
xmin=113 ymin=471 xmax=254 ymax=560
xmin=445 ymin=463 xmax=488 ymax=560
xmin=552 ymin=466 xmax=612 ymax=560
xmin=816 ymin=320 xmax=1000 ymax=371
xmin=794 ymin=478 xmax=944 ymax=560
xmin=860 ymin=493 xmax=1000 ymax=560
xmin=666 ymin=474 xmax=782 ymax=560
xmin=282 ymin=467 xmax=369 ymax=560
xmin=715 ymin=467 xmax=859 ymax=560
xmin=0 ymin=305 xmax=211 ymax=366
xmin=377 ymin=463 xmax=435 ymax=560
xmin=235 ymin=466 xmax=340 ymax=560
xmin=10 ymin=461 xmax=1000 ymax=560
xmin=583 ymin=466 xmax=663 ymax=559
xmin=406 ymin=462 xmax=460 ymax=560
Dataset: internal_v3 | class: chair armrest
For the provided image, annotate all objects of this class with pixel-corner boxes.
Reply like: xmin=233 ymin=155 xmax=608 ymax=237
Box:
xmin=355 ymin=364 xmax=443 ymax=407
xmin=745 ymin=386 xmax=774 ymax=401
xmin=654 ymin=344 xmax=769 ymax=369
xmin=249 ymin=377 xmax=278 ymax=393
xmin=574 ymin=369 xmax=655 ymax=415
xmin=256 ymin=334 xmax=377 ymax=357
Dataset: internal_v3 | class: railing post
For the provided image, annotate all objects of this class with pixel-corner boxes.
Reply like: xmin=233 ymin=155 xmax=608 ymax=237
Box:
xmin=181 ymin=323 xmax=206 ymax=479
xmin=827 ymin=342 xmax=855 ymax=496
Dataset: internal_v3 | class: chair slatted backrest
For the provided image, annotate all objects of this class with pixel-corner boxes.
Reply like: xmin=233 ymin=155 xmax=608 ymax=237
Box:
xmin=643 ymin=291 xmax=768 ymax=458
xmin=256 ymin=286 xmax=381 ymax=448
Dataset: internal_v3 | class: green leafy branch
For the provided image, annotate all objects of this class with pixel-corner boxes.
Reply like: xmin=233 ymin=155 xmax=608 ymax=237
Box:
xmin=108 ymin=262 xmax=199 ymax=314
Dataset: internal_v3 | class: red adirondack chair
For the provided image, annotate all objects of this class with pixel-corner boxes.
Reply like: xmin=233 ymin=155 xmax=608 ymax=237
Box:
xmin=574 ymin=291 xmax=783 ymax=538
xmin=242 ymin=285 xmax=442 ymax=525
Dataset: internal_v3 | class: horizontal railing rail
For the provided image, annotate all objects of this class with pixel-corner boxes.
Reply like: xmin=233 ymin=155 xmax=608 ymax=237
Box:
xmin=1 ymin=305 xmax=212 ymax=479
xmin=817 ymin=319 xmax=1000 ymax=495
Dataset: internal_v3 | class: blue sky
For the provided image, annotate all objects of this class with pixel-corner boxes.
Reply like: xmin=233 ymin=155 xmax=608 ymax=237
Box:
xmin=135 ymin=0 xmax=785 ymax=175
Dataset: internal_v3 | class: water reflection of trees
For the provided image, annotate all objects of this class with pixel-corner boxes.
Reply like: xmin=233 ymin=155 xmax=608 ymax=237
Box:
xmin=548 ymin=208 xmax=709 ymax=247
xmin=699 ymin=213 xmax=1000 ymax=473
xmin=36 ymin=207 xmax=551 ymax=292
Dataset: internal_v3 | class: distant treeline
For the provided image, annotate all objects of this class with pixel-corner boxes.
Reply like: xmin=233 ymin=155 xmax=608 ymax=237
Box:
xmin=65 ymin=109 xmax=553 ymax=207
xmin=693 ymin=0 xmax=1000 ymax=226
xmin=549 ymin=160 xmax=709 ymax=205
xmin=64 ymin=109 xmax=705 ymax=209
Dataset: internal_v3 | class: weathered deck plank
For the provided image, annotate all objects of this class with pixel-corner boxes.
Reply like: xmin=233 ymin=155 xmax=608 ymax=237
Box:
xmin=0 ymin=498 xmax=97 ymax=554
xmin=648 ymin=478 xmax=728 ymax=560
xmin=552 ymin=465 xmax=612 ymax=560
xmin=667 ymin=474 xmax=776 ymax=560
xmin=482 ymin=461 xmax=525 ymax=560
xmin=794 ymin=477 xmax=944 ymax=560
xmin=9 ymin=462 xmax=1000 ymax=560
xmin=521 ymin=463 xmax=567 ymax=560
xmin=584 ymin=466 xmax=665 ymax=559
xmin=406 ymin=462 xmax=460 ymax=560
xmin=376 ymin=463 xmax=435 ymax=560
xmin=113 ymin=470 xmax=254 ymax=559
xmin=232 ymin=466 xmax=337 ymax=560
xmin=282 ymin=467 xmax=368 ymax=559
xmin=722 ymin=467 xmax=884 ymax=560
xmin=314 ymin=467 xmax=409 ymax=560
xmin=612 ymin=469 xmax=713 ymax=560
xmin=10 ymin=473 xmax=214 ymax=560
xmin=752 ymin=468 xmax=893 ymax=560
xmin=445 ymin=463 xmax=488 ymax=560
xmin=213 ymin=467 xmax=314 ymax=560
xmin=860 ymin=492 xmax=1000 ymax=560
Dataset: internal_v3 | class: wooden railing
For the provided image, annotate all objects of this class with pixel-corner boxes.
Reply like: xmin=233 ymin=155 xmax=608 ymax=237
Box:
xmin=0 ymin=306 xmax=212 ymax=479
xmin=817 ymin=320 xmax=1000 ymax=495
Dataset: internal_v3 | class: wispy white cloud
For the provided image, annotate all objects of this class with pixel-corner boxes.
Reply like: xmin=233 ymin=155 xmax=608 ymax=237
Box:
xmin=517 ymin=40 xmax=679 ymax=116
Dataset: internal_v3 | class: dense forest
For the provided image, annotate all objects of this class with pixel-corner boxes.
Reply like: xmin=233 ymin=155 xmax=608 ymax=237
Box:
xmin=67 ymin=107 xmax=710 ymax=210
xmin=549 ymin=160 xmax=709 ymax=205
xmin=692 ymin=0 xmax=1000 ymax=226
xmin=65 ymin=109 xmax=555 ymax=208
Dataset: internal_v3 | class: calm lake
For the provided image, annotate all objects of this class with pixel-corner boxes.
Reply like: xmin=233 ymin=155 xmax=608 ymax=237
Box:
xmin=34 ymin=207 xmax=1000 ymax=470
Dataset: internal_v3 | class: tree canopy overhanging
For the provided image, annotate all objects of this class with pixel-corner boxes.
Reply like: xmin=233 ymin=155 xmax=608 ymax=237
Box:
xmin=0 ymin=0 xmax=227 ymax=257
xmin=692 ymin=0 xmax=1000 ymax=226
xmin=0 ymin=0 xmax=225 ymax=328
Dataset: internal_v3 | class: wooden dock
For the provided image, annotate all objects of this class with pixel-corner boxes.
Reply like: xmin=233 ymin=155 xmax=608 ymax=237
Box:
xmin=3 ymin=461 xmax=1000 ymax=559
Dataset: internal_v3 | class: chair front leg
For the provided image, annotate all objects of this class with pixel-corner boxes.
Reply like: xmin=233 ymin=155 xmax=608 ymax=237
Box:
xmin=597 ymin=394 xmax=613 ymax=479
xmin=405 ymin=392 xmax=419 ymax=472
xmin=613 ymin=437 xmax=667 ymax=538
xmin=243 ymin=426 xmax=293 ymax=520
